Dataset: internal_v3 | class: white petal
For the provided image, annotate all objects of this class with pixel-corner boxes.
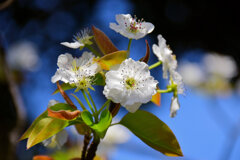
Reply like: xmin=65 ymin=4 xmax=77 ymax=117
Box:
xmin=115 ymin=14 xmax=132 ymax=25
xmin=125 ymin=102 xmax=142 ymax=113
xmin=170 ymin=97 xmax=180 ymax=117
xmin=47 ymin=100 xmax=59 ymax=108
xmin=57 ymin=53 xmax=73 ymax=68
xmin=61 ymin=41 xmax=83 ymax=49
xmin=141 ymin=22 xmax=155 ymax=34
xmin=55 ymin=129 xmax=68 ymax=148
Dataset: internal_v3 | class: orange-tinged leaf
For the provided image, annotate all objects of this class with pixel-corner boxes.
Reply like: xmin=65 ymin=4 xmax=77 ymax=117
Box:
xmin=151 ymin=92 xmax=161 ymax=106
xmin=92 ymin=26 xmax=118 ymax=55
xmin=33 ymin=155 xmax=53 ymax=160
xmin=47 ymin=108 xmax=81 ymax=120
xmin=139 ymin=40 xmax=150 ymax=63
xmin=94 ymin=50 xmax=127 ymax=70
xmin=19 ymin=103 xmax=73 ymax=141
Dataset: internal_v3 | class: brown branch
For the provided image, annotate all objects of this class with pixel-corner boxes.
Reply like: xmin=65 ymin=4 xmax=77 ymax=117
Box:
xmin=0 ymin=0 xmax=14 ymax=10
xmin=81 ymin=134 xmax=92 ymax=160
xmin=85 ymin=135 xmax=100 ymax=160
xmin=56 ymin=81 xmax=77 ymax=109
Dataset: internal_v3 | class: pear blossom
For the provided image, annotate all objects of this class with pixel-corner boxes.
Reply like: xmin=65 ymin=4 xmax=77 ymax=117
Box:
xmin=51 ymin=52 xmax=100 ymax=90
xmin=178 ymin=62 xmax=205 ymax=87
xmin=171 ymin=70 xmax=184 ymax=94
xmin=170 ymin=96 xmax=180 ymax=118
xmin=61 ymin=28 xmax=93 ymax=50
xmin=110 ymin=14 xmax=154 ymax=40
xmin=152 ymin=34 xmax=177 ymax=79
xmin=42 ymin=129 xmax=68 ymax=149
xmin=203 ymin=53 xmax=237 ymax=79
xmin=103 ymin=58 xmax=158 ymax=113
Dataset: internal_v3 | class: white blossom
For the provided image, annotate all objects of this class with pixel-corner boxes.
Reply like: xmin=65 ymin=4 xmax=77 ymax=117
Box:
xmin=42 ymin=129 xmax=68 ymax=149
xmin=170 ymin=96 xmax=180 ymax=118
xmin=110 ymin=14 xmax=154 ymax=40
xmin=152 ymin=34 xmax=177 ymax=79
xmin=6 ymin=41 xmax=39 ymax=71
xmin=103 ymin=58 xmax=158 ymax=113
xmin=171 ymin=70 xmax=184 ymax=94
xmin=203 ymin=53 xmax=237 ymax=79
xmin=51 ymin=52 xmax=100 ymax=90
xmin=61 ymin=28 xmax=93 ymax=49
xmin=178 ymin=62 xmax=205 ymax=87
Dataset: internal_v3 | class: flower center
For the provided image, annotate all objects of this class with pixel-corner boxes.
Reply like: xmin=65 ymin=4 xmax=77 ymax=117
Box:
xmin=125 ymin=77 xmax=136 ymax=89
xmin=125 ymin=17 xmax=144 ymax=34
xmin=74 ymin=28 xmax=93 ymax=45
xmin=77 ymin=77 xmax=91 ymax=89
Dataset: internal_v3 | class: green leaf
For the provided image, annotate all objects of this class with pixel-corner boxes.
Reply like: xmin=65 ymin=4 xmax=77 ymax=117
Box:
xmin=81 ymin=110 xmax=112 ymax=138
xmin=27 ymin=117 xmax=68 ymax=149
xmin=91 ymin=72 xmax=105 ymax=86
xmin=91 ymin=109 xmax=112 ymax=138
xmin=81 ymin=110 xmax=94 ymax=126
xmin=52 ymin=83 xmax=76 ymax=95
xmin=120 ymin=110 xmax=183 ymax=157
xmin=19 ymin=103 xmax=76 ymax=148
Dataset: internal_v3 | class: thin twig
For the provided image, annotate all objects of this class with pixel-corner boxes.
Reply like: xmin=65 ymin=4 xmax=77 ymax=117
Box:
xmin=56 ymin=81 xmax=77 ymax=109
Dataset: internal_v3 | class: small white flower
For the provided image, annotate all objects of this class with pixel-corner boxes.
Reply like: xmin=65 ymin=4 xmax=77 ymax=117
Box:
xmin=42 ymin=129 xmax=68 ymax=149
xmin=103 ymin=58 xmax=158 ymax=113
xmin=170 ymin=96 xmax=180 ymax=118
xmin=152 ymin=34 xmax=177 ymax=79
xmin=203 ymin=53 xmax=237 ymax=79
xmin=61 ymin=28 xmax=93 ymax=49
xmin=171 ymin=70 xmax=184 ymax=94
xmin=51 ymin=52 xmax=100 ymax=90
xmin=178 ymin=62 xmax=205 ymax=87
xmin=110 ymin=14 xmax=154 ymax=40
xmin=47 ymin=99 xmax=59 ymax=107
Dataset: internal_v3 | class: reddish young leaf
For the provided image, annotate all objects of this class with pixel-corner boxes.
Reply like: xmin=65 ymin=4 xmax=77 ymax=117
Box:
xmin=92 ymin=26 xmax=118 ymax=55
xmin=109 ymin=102 xmax=120 ymax=117
xmin=139 ymin=40 xmax=150 ymax=63
xmin=94 ymin=50 xmax=128 ymax=70
xmin=33 ymin=155 xmax=53 ymax=160
xmin=47 ymin=108 xmax=80 ymax=120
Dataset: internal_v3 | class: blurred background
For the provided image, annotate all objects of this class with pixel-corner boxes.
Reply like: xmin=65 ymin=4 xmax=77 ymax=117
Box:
xmin=0 ymin=0 xmax=240 ymax=159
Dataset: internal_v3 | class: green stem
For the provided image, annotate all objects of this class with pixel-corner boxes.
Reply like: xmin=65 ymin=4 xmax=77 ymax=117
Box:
xmin=127 ymin=39 xmax=132 ymax=57
xmin=157 ymin=88 xmax=173 ymax=93
xmin=149 ymin=61 xmax=162 ymax=70
xmin=81 ymin=90 xmax=95 ymax=114
xmin=97 ymin=99 xmax=111 ymax=114
xmin=86 ymin=90 xmax=97 ymax=113
xmin=110 ymin=122 xmax=120 ymax=126
xmin=71 ymin=94 xmax=87 ymax=110
xmin=85 ymin=45 xmax=101 ymax=57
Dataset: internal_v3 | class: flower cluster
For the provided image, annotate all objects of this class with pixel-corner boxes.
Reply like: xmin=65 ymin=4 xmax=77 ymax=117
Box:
xmin=21 ymin=13 xmax=185 ymax=159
